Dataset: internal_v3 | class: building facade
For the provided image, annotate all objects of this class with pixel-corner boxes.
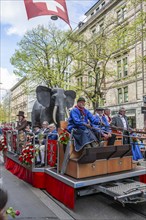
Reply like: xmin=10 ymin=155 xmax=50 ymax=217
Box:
xmin=10 ymin=77 xmax=28 ymax=122
xmin=10 ymin=77 xmax=38 ymax=123
xmin=76 ymin=0 xmax=146 ymax=129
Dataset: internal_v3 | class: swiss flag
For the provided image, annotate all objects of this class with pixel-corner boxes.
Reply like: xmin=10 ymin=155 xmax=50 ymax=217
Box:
xmin=24 ymin=0 xmax=71 ymax=28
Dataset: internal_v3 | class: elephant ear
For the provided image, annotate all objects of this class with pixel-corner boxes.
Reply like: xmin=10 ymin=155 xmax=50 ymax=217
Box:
xmin=65 ymin=90 xmax=76 ymax=109
xmin=36 ymin=86 xmax=51 ymax=107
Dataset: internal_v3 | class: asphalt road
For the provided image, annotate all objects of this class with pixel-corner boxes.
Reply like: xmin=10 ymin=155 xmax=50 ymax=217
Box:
xmin=0 ymin=155 xmax=146 ymax=220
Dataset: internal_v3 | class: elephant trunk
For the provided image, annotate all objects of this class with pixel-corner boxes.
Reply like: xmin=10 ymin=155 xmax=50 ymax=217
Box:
xmin=65 ymin=107 xmax=69 ymax=119
xmin=59 ymin=104 xmax=66 ymax=121
xmin=53 ymin=105 xmax=58 ymax=124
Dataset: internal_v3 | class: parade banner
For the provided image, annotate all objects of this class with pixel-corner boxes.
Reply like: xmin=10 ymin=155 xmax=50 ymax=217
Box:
xmin=47 ymin=140 xmax=57 ymax=167
xmin=24 ymin=0 xmax=71 ymax=28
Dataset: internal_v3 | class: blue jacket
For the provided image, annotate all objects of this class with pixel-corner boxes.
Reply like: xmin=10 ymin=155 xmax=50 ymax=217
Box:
xmin=0 ymin=128 xmax=3 ymax=135
xmin=48 ymin=129 xmax=58 ymax=140
xmin=92 ymin=114 xmax=110 ymax=134
xmin=67 ymin=107 xmax=100 ymax=132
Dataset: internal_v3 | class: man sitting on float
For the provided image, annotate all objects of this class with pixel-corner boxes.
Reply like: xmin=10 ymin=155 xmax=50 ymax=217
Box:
xmin=92 ymin=107 xmax=116 ymax=145
xmin=33 ymin=123 xmax=42 ymax=166
xmin=47 ymin=123 xmax=58 ymax=140
xmin=33 ymin=123 xmax=48 ymax=167
xmin=67 ymin=97 xmax=100 ymax=152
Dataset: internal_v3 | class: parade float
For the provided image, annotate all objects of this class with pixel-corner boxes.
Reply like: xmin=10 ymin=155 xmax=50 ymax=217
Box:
xmin=1 ymin=86 xmax=146 ymax=209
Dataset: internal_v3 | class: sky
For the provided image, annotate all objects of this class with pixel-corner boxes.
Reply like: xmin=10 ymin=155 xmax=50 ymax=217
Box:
xmin=0 ymin=0 xmax=97 ymax=99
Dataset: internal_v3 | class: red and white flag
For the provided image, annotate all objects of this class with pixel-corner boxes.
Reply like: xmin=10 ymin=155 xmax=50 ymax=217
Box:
xmin=24 ymin=0 xmax=71 ymax=28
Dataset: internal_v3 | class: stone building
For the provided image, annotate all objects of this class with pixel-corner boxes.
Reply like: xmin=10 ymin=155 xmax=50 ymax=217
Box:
xmin=76 ymin=0 xmax=146 ymax=128
xmin=10 ymin=77 xmax=37 ymax=123
xmin=10 ymin=77 xmax=28 ymax=122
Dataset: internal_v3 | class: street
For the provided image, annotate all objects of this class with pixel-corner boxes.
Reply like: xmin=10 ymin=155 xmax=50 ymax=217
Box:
xmin=0 ymin=156 xmax=72 ymax=220
xmin=0 ymin=154 xmax=146 ymax=220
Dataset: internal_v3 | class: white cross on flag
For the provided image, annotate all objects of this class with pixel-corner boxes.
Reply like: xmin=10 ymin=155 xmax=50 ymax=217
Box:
xmin=24 ymin=0 xmax=71 ymax=28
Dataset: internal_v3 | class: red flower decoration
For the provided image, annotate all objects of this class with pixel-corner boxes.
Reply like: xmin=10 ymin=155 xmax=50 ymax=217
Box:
xmin=59 ymin=129 xmax=70 ymax=145
xmin=18 ymin=144 xmax=36 ymax=166
xmin=0 ymin=136 xmax=7 ymax=152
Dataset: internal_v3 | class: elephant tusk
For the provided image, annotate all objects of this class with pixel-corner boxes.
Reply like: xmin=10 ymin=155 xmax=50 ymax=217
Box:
xmin=53 ymin=105 xmax=58 ymax=124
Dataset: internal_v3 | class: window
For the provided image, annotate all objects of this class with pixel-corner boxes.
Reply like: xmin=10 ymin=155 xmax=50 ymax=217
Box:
xmin=123 ymin=7 xmax=126 ymax=19
xmin=118 ymin=88 xmax=122 ymax=104
xmin=123 ymin=57 xmax=128 ymax=76
xmin=118 ymin=87 xmax=129 ymax=104
xmin=117 ymin=10 xmax=122 ymax=23
xmin=117 ymin=57 xmax=128 ymax=78
xmin=117 ymin=30 xmax=127 ymax=48
xmin=102 ymin=1 xmax=105 ymax=7
xmin=117 ymin=7 xmax=126 ymax=23
xmin=91 ymin=12 xmax=94 ymax=16
xmin=92 ymin=28 xmax=96 ymax=34
xmin=117 ymin=60 xmax=122 ymax=78
xmin=96 ymin=7 xmax=99 ymax=11
xmin=117 ymin=31 xmax=127 ymax=49
xmin=99 ymin=23 xmax=104 ymax=32
xmin=124 ymin=86 xmax=128 ymax=102
xmin=91 ymin=25 xmax=96 ymax=34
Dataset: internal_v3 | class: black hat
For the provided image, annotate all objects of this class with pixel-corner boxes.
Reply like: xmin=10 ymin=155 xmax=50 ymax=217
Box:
xmin=95 ymin=107 xmax=104 ymax=111
xmin=17 ymin=111 xmax=25 ymax=117
xmin=33 ymin=123 xmax=41 ymax=128
xmin=77 ymin=97 xmax=86 ymax=102
xmin=27 ymin=121 xmax=32 ymax=127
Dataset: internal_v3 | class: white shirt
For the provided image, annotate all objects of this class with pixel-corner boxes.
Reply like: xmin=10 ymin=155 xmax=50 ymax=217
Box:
xmin=120 ymin=116 xmax=127 ymax=129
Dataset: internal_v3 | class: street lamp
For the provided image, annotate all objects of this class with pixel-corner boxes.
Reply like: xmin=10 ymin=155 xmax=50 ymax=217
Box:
xmin=51 ymin=15 xmax=58 ymax=20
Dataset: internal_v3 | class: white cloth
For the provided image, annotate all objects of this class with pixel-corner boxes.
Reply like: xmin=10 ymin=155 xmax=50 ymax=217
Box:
xmin=120 ymin=116 xmax=127 ymax=129
xmin=40 ymin=145 xmax=45 ymax=164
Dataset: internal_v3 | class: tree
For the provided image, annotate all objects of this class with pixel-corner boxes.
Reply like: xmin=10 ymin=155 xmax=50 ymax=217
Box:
xmin=0 ymin=104 xmax=8 ymax=123
xmin=68 ymin=0 xmax=146 ymax=110
xmin=68 ymin=16 xmax=123 ymax=110
xmin=11 ymin=24 xmax=75 ymax=89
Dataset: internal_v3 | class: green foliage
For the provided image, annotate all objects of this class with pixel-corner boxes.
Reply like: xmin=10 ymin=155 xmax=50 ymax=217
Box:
xmin=11 ymin=24 xmax=75 ymax=88
xmin=10 ymin=1 xmax=145 ymax=109
xmin=68 ymin=0 xmax=146 ymax=110
xmin=0 ymin=104 xmax=9 ymax=123
xmin=68 ymin=22 xmax=120 ymax=110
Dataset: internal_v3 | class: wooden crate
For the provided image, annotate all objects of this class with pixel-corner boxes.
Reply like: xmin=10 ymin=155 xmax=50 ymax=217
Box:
xmin=66 ymin=159 xmax=107 ymax=179
xmin=69 ymin=142 xmax=83 ymax=159
xmin=114 ymin=139 xmax=122 ymax=146
xmin=59 ymin=143 xmax=82 ymax=172
xmin=107 ymin=156 xmax=132 ymax=173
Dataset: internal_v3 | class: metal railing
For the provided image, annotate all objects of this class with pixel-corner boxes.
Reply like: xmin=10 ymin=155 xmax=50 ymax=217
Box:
xmin=5 ymin=130 xmax=58 ymax=169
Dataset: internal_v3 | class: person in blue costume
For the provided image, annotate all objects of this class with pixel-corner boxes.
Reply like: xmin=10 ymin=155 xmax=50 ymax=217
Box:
xmin=67 ymin=97 xmax=100 ymax=151
xmin=47 ymin=123 xmax=58 ymax=140
xmin=92 ymin=108 xmax=116 ymax=145
xmin=131 ymin=133 xmax=143 ymax=161
xmin=0 ymin=127 xmax=3 ymax=136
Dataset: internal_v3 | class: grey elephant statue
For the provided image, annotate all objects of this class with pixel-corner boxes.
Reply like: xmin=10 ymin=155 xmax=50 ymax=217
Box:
xmin=31 ymin=86 xmax=76 ymax=128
